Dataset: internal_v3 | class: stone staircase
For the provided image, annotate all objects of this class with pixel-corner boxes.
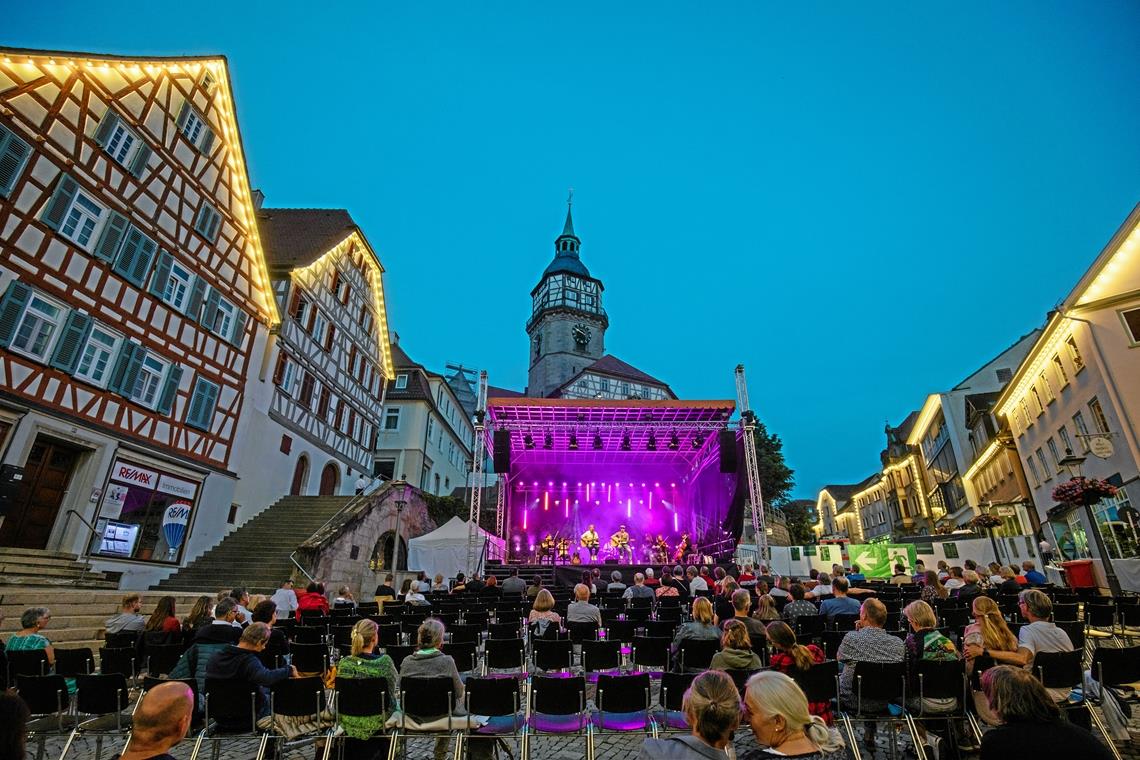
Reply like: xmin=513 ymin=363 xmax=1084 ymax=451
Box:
xmin=0 ymin=547 xmax=118 ymax=589
xmin=152 ymin=495 xmax=357 ymax=595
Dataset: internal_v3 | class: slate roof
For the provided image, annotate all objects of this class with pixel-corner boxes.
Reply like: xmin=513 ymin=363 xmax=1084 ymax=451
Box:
xmin=257 ymin=208 xmax=358 ymax=271
xmin=548 ymin=354 xmax=676 ymax=399
xmin=487 ymin=385 xmax=526 ymax=399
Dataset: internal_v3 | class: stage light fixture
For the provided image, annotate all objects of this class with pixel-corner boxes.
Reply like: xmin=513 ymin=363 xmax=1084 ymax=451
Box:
xmin=544 ymin=434 xmax=553 ymax=450
xmin=568 ymin=434 xmax=579 ymax=450
xmin=647 ymin=434 xmax=657 ymax=451
xmin=669 ymin=432 xmax=680 ymax=450
xmin=524 ymin=434 xmax=535 ymax=449
xmin=620 ymin=433 xmax=631 ymax=451
xmin=692 ymin=435 xmax=704 ymax=449
xmin=593 ymin=434 xmax=603 ymax=450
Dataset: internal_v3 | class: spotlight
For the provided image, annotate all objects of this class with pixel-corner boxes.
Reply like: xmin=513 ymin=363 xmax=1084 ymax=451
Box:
xmin=621 ymin=434 xmax=631 ymax=451
xmin=593 ymin=434 xmax=603 ymax=450
xmin=669 ymin=432 xmax=680 ymax=450
xmin=544 ymin=434 xmax=553 ymax=450
xmin=524 ymin=434 xmax=535 ymax=449
xmin=647 ymin=434 xmax=657 ymax=451
xmin=692 ymin=435 xmax=704 ymax=449
xmin=569 ymin=434 xmax=579 ymax=450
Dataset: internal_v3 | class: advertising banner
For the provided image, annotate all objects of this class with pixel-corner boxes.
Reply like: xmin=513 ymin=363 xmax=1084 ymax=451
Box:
xmin=846 ymin=543 xmax=919 ymax=577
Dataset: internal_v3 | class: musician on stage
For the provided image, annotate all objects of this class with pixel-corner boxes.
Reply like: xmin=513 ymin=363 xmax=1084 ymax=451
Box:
xmin=581 ymin=524 xmax=600 ymax=560
xmin=538 ymin=533 xmax=555 ymax=564
xmin=610 ymin=524 xmax=632 ymax=562
xmin=556 ymin=537 xmax=571 ymax=564
xmin=653 ymin=534 xmax=670 ymax=563
xmin=674 ymin=532 xmax=693 ymax=562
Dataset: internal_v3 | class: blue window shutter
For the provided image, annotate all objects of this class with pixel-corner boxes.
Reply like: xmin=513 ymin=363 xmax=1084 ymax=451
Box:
xmin=49 ymin=311 xmax=93 ymax=373
xmin=0 ymin=280 xmax=33 ymax=348
xmin=176 ymin=101 xmax=191 ymax=131
xmin=108 ymin=342 xmax=145 ymax=397
xmin=128 ymin=232 xmax=158 ymax=287
xmin=112 ymin=226 xmax=155 ymax=286
xmin=186 ymin=377 xmax=219 ymax=430
xmin=93 ymin=211 xmax=129 ymax=263
xmin=0 ymin=125 xmax=33 ymax=198
xmin=199 ymin=127 xmax=215 ymax=155
xmin=41 ymin=174 xmax=79 ymax=231
xmin=208 ymin=208 xmax=221 ymax=241
xmin=94 ymin=109 xmax=120 ymax=148
xmin=156 ymin=363 xmax=182 ymax=416
xmin=229 ymin=309 xmax=248 ymax=347
xmin=199 ymin=287 xmax=220 ymax=329
xmin=186 ymin=277 xmax=207 ymax=320
xmin=128 ymin=144 xmax=152 ymax=178
xmin=149 ymin=250 xmax=173 ymax=298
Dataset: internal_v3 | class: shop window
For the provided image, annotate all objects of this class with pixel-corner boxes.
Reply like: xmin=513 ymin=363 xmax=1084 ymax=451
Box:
xmin=91 ymin=459 xmax=200 ymax=563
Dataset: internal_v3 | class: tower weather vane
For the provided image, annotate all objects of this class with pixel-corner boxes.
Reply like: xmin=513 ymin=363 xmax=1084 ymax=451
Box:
xmin=567 ymin=187 xmax=573 ymax=207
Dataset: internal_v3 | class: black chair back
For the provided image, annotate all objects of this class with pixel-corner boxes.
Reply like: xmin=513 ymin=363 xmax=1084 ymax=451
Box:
xmin=642 ymin=620 xmax=676 ymax=638
xmin=16 ymin=674 xmax=69 ymax=716
xmin=659 ymin=671 xmax=697 ymax=710
xmin=76 ymin=673 xmax=130 ymax=717
xmin=54 ymin=647 xmax=95 ymax=678
xmin=1051 ymin=603 xmax=1079 ymax=622
xmin=488 ymin=621 xmax=521 ymax=639
xmin=1034 ymin=649 xmax=1082 ymax=690
xmin=796 ymin=615 xmax=825 ymax=638
xmin=104 ymin=632 xmax=139 ymax=649
xmin=832 ymin=613 xmax=859 ymax=632
xmin=533 ymin=639 xmax=573 ymax=672
xmin=335 ymin=676 xmax=390 ymax=718
xmin=204 ymin=677 xmax=258 ymax=734
xmin=466 ymin=676 xmax=522 ymax=718
xmin=912 ymin=659 xmax=967 ymax=706
xmin=271 ymin=676 xmax=326 ymax=717
xmin=596 ymin=673 xmax=651 ymax=713
xmin=631 ymin=636 xmax=670 ymax=668
xmin=581 ymin=640 xmax=621 ymax=673
xmin=726 ymin=668 xmax=759 ymax=697
xmin=383 ymin=645 xmax=414 ymax=670
xmin=8 ymin=649 xmax=50 ymax=678
xmin=442 ymin=642 xmax=478 ymax=674
xmin=292 ymin=626 xmax=325 ymax=644
xmin=144 ymin=644 xmax=184 ymax=676
xmin=1085 ymin=605 xmax=1115 ymax=628
xmin=531 ymin=675 xmax=586 ymax=716
xmin=567 ymin=621 xmax=600 ymax=642
xmin=485 ymin=638 xmax=526 ymax=671
xmin=98 ymin=647 xmax=137 ymax=679
xmin=448 ymin=624 xmax=483 ymax=644
xmin=791 ymin=659 xmax=839 ymax=704
xmin=850 ymin=661 xmax=907 ymax=713
xmin=402 ymin=676 xmax=454 ymax=720
xmin=377 ymin=623 xmax=402 ymax=646
xmin=940 ymin=608 xmax=970 ymax=629
xmin=1055 ymin=620 xmax=1085 ymax=652
xmin=1092 ymin=645 xmax=1140 ymax=687
xmin=290 ymin=642 xmax=328 ymax=673
xmin=677 ymin=638 xmax=720 ymax=671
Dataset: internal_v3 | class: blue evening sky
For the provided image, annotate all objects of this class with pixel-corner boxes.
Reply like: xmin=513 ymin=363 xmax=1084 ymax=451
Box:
xmin=6 ymin=3 xmax=1139 ymax=499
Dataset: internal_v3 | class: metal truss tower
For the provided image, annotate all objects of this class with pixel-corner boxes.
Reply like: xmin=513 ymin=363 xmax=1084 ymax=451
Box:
xmin=735 ymin=364 xmax=768 ymax=563
xmin=466 ymin=370 xmax=488 ymax=575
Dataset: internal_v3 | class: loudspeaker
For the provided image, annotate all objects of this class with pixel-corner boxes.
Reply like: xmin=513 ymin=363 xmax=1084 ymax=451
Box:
xmin=719 ymin=429 xmax=738 ymax=473
xmin=604 ymin=559 xmax=618 ymax=565
xmin=492 ymin=430 xmax=511 ymax=473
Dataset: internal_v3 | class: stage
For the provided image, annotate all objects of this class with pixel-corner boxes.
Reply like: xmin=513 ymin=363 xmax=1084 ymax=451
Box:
xmin=485 ymin=561 xmax=738 ymax=589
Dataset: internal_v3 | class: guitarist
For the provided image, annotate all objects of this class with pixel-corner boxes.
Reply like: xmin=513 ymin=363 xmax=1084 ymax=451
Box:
xmin=581 ymin=524 xmax=600 ymax=561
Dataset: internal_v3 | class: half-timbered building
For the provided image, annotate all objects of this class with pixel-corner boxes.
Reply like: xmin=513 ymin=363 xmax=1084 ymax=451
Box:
xmin=0 ymin=48 xmax=277 ymax=586
xmin=229 ymin=207 xmax=393 ymax=512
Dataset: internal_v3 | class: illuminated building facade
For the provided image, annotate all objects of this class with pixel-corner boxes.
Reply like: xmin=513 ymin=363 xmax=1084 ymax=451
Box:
xmin=996 ymin=204 xmax=1140 ymax=586
xmin=0 ymin=49 xmax=276 ymax=586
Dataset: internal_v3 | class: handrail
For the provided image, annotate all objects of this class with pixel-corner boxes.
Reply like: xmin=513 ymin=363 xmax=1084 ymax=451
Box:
xmin=61 ymin=509 xmax=98 ymax=578
xmin=287 ymin=477 xmax=389 ymax=582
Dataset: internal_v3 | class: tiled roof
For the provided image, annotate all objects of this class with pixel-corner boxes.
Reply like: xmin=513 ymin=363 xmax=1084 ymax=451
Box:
xmin=487 ymin=385 xmax=526 ymax=399
xmin=584 ymin=354 xmax=669 ymax=386
xmin=257 ymin=208 xmax=358 ymax=271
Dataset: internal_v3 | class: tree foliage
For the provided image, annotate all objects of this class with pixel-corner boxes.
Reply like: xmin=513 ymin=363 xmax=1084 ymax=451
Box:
xmin=778 ymin=500 xmax=817 ymax=545
xmin=753 ymin=422 xmax=795 ymax=508
xmin=422 ymin=493 xmax=468 ymax=528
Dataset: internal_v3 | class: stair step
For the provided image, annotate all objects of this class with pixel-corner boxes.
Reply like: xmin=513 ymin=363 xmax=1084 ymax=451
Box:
xmin=0 ymin=548 xmax=81 ymax=561
xmin=0 ymin=562 xmax=108 ymax=579
xmin=0 ymin=574 xmax=119 ymax=589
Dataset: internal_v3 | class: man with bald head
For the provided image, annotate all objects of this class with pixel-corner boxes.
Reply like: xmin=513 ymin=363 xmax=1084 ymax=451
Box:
xmin=112 ymin=681 xmax=193 ymax=759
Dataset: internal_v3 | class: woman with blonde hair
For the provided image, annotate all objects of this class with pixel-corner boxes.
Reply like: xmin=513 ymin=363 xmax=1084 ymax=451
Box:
xmin=753 ymin=594 xmax=780 ymax=622
xmin=963 ymin=595 xmax=1019 ymax=725
xmin=766 ymin=621 xmax=831 ymax=723
xmin=710 ymin=619 xmax=762 ymax=671
xmin=671 ymin=597 xmax=721 ymax=670
xmin=527 ymin=589 xmax=562 ymax=636
xmin=637 ymin=670 xmax=740 ymax=758
xmin=740 ymin=671 xmax=845 ymax=759
xmin=335 ymin=618 xmax=397 ymax=757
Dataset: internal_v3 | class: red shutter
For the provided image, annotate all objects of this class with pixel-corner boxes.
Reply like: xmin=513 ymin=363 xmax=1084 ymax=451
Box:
xmin=334 ymin=401 xmax=345 ymax=430
xmin=348 ymin=345 xmax=357 ymax=375
xmin=325 ymin=324 xmax=335 ymax=352
xmin=318 ymin=387 xmax=331 ymax=417
xmin=348 ymin=408 xmax=357 ymax=438
xmin=330 ymin=269 xmax=340 ymax=293
xmin=300 ymin=373 xmax=314 ymax=408
xmin=272 ymin=352 xmax=287 ymax=385
xmin=288 ymin=288 xmax=301 ymax=318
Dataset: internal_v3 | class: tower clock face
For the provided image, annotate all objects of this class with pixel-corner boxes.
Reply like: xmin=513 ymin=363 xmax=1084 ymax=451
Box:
xmin=572 ymin=323 xmax=591 ymax=348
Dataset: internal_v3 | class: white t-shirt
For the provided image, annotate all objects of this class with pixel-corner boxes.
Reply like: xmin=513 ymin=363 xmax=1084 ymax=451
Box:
xmin=813 ymin=584 xmax=833 ymax=596
xmin=689 ymin=576 xmax=709 ymax=594
xmin=943 ymin=578 xmax=965 ymax=590
xmin=270 ymin=588 xmax=298 ymax=614
xmin=1019 ymin=620 xmax=1074 ymax=701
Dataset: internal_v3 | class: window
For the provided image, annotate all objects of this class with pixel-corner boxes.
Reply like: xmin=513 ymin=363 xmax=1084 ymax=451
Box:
xmin=1035 ymin=448 xmax=1051 ymax=482
xmin=995 ymin=367 xmax=1013 ymax=384
xmin=426 ymin=415 xmax=434 ymax=442
xmin=11 ymin=293 xmax=65 ymax=360
xmin=193 ymin=203 xmax=221 ymax=243
xmin=1020 ymin=399 xmax=1033 ymax=427
xmin=1046 ymin=437 xmax=1062 ymax=471
xmin=176 ymin=102 xmax=215 ymax=154
xmin=208 ymin=296 xmax=237 ymax=341
xmin=1030 ymin=386 xmax=1044 ymax=415
xmin=311 ymin=311 xmax=328 ymax=343
xmin=1039 ymin=371 xmax=1054 ymax=402
xmin=1066 ymin=335 xmax=1084 ymax=370
xmin=74 ymin=325 xmax=122 ymax=387
xmin=132 ymin=353 xmax=169 ymax=408
xmin=185 ymin=377 xmax=220 ymax=430
xmin=60 ymin=191 xmax=105 ymax=250
xmin=1072 ymin=411 xmax=1091 ymax=451
xmin=0 ymin=123 xmax=33 ymax=198
xmin=383 ymin=407 xmax=400 ymax=431
xmin=1026 ymin=456 xmax=1041 ymax=488
xmin=1058 ymin=425 xmax=1074 ymax=456
xmin=105 ymin=121 xmax=136 ymax=164
xmin=182 ymin=108 xmax=204 ymax=144
xmin=299 ymin=373 xmax=315 ymax=408
xmin=162 ymin=262 xmax=194 ymax=312
xmin=1088 ymin=397 xmax=1110 ymax=434
xmin=394 ymin=373 xmax=408 ymax=390
xmin=1051 ymin=354 xmax=1068 ymax=386
xmin=1121 ymin=308 xmax=1140 ymax=345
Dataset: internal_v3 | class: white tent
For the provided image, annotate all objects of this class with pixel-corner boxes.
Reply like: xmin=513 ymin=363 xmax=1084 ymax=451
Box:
xmin=406 ymin=516 xmax=506 ymax=579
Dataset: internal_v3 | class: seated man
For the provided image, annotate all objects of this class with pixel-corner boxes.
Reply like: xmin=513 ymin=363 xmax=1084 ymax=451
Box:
xmin=606 ymin=570 xmax=627 ymax=593
xmin=781 ymin=583 xmax=819 ymax=623
xmin=622 ymin=572 xmax=657 ymax=601
xmin=837 ymin=599 xmax=905 ymax=746
xmin=204 ymin=622 xmax=297 ymax=727
xmin=111 ymin=681 xmax=194 ymax=760
xmin=105 ymin=593 xmax=147 ymax=636
xmin=1022 ymin=561 xmax=1047 ymax=586
xmin=819 ymin=577 xmax=862 ymax=620
xmin=566 ymin=583 xmax=603 ymax=626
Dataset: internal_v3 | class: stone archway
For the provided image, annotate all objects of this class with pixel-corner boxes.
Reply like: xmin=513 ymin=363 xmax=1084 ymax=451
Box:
xmin=371 ymin=530 xmax=409 ymax=571
xmin=290 ymin=455 xmax=309 ymax=496
xmin=319 ymin=461 xmax=339 ymax=496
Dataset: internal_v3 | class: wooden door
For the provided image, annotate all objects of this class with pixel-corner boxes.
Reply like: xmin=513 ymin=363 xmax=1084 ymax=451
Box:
xmin=0 ymin=437 xmax=82 ymax=549
xmin=290 ymin=456 xmax=309 ymax=496
xmin=319 ymin=462 xmax=338 ymax=496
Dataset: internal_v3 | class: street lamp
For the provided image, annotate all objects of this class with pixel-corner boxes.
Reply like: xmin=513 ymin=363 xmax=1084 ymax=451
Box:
xmin=392 ymin=476 xmax=408 ymax=574
xmin=1057 ymin=448 xmax=1122 ymax=596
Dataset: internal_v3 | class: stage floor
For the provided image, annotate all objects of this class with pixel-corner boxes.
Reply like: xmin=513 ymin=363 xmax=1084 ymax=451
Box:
xmin=486 ymin=561 xmax=735 ymax=589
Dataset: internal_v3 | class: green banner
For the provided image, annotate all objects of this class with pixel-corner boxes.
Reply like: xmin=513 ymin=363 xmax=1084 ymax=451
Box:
xmin=846 ymin=543 xmax=918 ymax=578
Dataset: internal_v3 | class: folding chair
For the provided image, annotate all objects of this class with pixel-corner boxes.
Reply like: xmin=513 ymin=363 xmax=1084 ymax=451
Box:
xmin=16 ymin=674 xmax=75 ymax=759
xmin=291 ymin=642 xmax=330 ymax=675
xmin=1035 ymin=649 xmax=1119 ymax=759
xmin=7 ymin=649 xmax=50 ymax=681
xmin=442 ymin=642 xmax=478 ymax=675
xmin=593 ymin=672 xmax=652 ymax=743
xmin=103 ymin=632 xmax=139 ymax=649
xmin=57 ymin=673 xmax=132 ymax=760
xmin=268 ymin=676 xmax=330 ymax=756
xmin=641 ymin=620 xmax=676 ymax=638
xmin=462 ymin=610 xmax=490 ymax=628
xmin=676 ymin=638 xmax=719 ymax=672
xmin=581 ymin=640 xmax=622 ymax=681
xmin=832 ymin=613 xmax=860 ymax=632
xmin=939 ymin=607 xmax=970 ymax=630
xmin=533 ymin=638 xmax=574 ymax=674
xmin=376 ymin=623 xmax=403 ymax=646
xmin=1085 ymin=604 xmax=1118 ymax=646
xmin=653 ymin=671 xmax=697 ymax=735
xmin=840 ymin=661 xmax=924 ymax=760
xmin=327 ymin=676 xmax=391 ymax=760
xmin=796 ymin=614 xmax=825 ymax=642
xmin=484 ymin=638 xmax=526 ymax=674
xmin=630 ymin=636 xmax=670 ymax=675
xmin=726 ymin=668 xmax=759 ymax=698
xmin=790 ymin=659 xmax=840 ymax=725
xmin=98 ymin=647 xmax=138 ymax=683
xmin=566 ymin=621 xmax=600 ymax=643
xmin=1118 ymin=604 xmax=1140 ymax=642
xmin=525 ymin=675 xmax=591 ymax=760
xmin=486 ymin=621 xmax=520 ymax=640
xmin=460 ymin=676 xmax=525 ymax=760
xmin=1052 ymin=602 xmax=1080 ymax=622
xmin=383 ymin=645 xmax=414 ymax=670
xmin=54 ymin=648 xmax=95 ymax=679
xmin=820 ymin=631 xmax=847 ymax=661
xmin=911 ymin=658 xmax=977 ymax=757
xmin=293 ymin=625 xmax=327 ymax=645
xmin=447 ymin=624 xmax=483 ymax=645
xmin=495 ymin=609 xmax=522 ymax=626
xmin=392 ymin=676 xmax=459 ymax=760
xmin=143 ymin=644 xmax=184 ymax=677
xmin=196 ymin=677 xmax=269 ymax=760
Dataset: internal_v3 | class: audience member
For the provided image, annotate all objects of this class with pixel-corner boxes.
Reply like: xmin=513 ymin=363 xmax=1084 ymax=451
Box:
xmin=374 ymin=574 xmax=397 ymax=599
xmin=902 ymin=600 xmax=960 ymax=738
xmin=171 ymin=597 xmax=242 ymax=694
xmin=295 ymin=582 xmax=330 ymax=618
xmin=251 ymin=600 xmax=289 ymax=660
xmin=110 ymin=681 xmax=194 ymax=760
xmin=399 ymin=618 xmax=464 ymax=711
xmin=769 ymin=576 xmax=791 ymax=598
xmin=432 ymin=574 xmax=447 ymax=592
xmin=819 ymin=578 xmax=861 ymax=620
xmin=270 ymin=580 xmax=298 ymax=618
xmin=836 ymin=599 xmax=905 ymax=745
xmin=712 ymin=566 xmax=728 ymax=591
xmin=714 ymin=579 xmax=738 ymax=622
xmin=996 ymin=567 xmax=1022 ymax=595
xmin=754 ymin=594 xmax=781 ymax=622
xmin=699 ymin=565 xmax=716 ymax=590
xmin=230 ymin=587 xmax=253 ymax=624
xmin=466 ymin=573 xmax=487 ymax=594
xmin=581 ymin=570 xmax=597 ymax=595
xmin=921 ymin=570 xmax=948 ymax=603
xmin=182 ymin=595 xmax=213 ymax=642
xmin=643 ymin=567 xmax=661 ymax=587
xmin=404 ymin=583 xmax=429 ymax=606
xmin=623 ymin=572 xmax=657 ymax=601
xmin=710 ymin=619 xmax=762 ymax=671
xmin=911 ymin=560 xmax=926 ymax=583
xmin=501 ymin=568 xmax=527 ymax=596
xmin=528 ymin=589 xmax=562 ymax=626
xmin=943 ymin=567 xmax=965 ymax=591
xmin=963 ymin=596 xmax=1019 ymax=725
xmin=607 ymin=570 xmax=627 ymax=593
xmin=890 ymin=563 xmax=910 ymax=585
xmin=672 ymin=597 xmax=720 ymax=669
xmin=670 ymin=565 xmax=692 ymax=598
xmin=782 ymin=583 xmax=818 ymax=623
xmin=525 ymin=575 xmax=542 ymax=598
xmin=451 ymin=573 xmax=467 ymax=593
xmin=738 ymin=564 xmax=756 ymax=583
xmin=687 ymin=566 xmax=709 ymax=595
xmin=766 ymin=621 xmax=830 ymax=723
xmin=740 ymin=671 xmax=846 ymax=759
xmin=204 ymin=622 xmax=296 ymax=726
xmin=336 ymin=619 xmax=397 ymax=759
xmin=936 ymin=560 xmax=951 ymax=580
xmin=1022 ymin=561 xmax=1047 ymax=585
xmin=566 ymin=583 xmax=603 ymax=626
xmin=483 ymin=575 xmax=499 ymax=594
xmin=980 ymin=666 xmax=1113 ymax=760
xmin=987 ymin=562 xmax=1006 ymax=587
xmin=724 ymin=588 xmax=767 ymax=641
xmin=333 ymin=586 xmax=357 ymax=607
xmin=416 ymin=572 xmax=431 ymax=593
xmin=847 ymin=563 xmax=865 ymax=582
xmin=636 ymin=670 xmax=740 ymax=759
xmin=0 ymin=691 xmax=29 ymax=758
xmin=7 ymin=607 xmax=56 ymax=669
xmin=756 ymin=565 xmax=775 ymax=588
xmin=1011 ymin=565 xmax=1029 ymax=586
xmin=809 ymin=573 xmax=833 ymax=597
xmin=955 ymin=569 xmax=984 ymax=605
xmin=106 ymin=593 xmax=146 ymax=634
xmin=145 ymin=596 xmax=182 ymax=636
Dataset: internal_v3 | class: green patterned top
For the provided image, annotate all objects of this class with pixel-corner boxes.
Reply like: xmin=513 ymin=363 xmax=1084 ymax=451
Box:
xmin=336 ymin=652 xmax=399 ymax=740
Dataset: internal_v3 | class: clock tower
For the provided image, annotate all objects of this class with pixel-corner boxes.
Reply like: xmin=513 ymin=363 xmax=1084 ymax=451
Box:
xmin=526 ymin=198 xmax=608 ymax=397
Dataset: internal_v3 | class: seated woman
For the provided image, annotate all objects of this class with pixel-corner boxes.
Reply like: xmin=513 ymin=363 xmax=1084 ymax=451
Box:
xmin=753 ymin=594 xmax=780 ymax=622
xmin=527 ymin=589 xmax=562 ymax=637
xmin=740 ymin=671 xmax=846 ymax=759
xmin=295 ymin=582 xmax=330 ymax=619
xmin=765 ymin=621 xmax=831 ymax=724
xmin=144 ymin=596 xmax=182 ymax=643
xmin=709 ymin=619 xmax=762 ymax=672
xmin=980 ymin=665 xmax=1113 ymax=760
xmin=637 ymin=669 xmax=739 ymax=759
xmin=6 ymin=607 xmax=57 ymax=670
xmin=962 ymin=596 xmax=1020 ymax=725
xmin=671 ymin=598 xmax=721 ymax=671
xmin=181 ymin=596 xmax=213 ymax=644
xmin=902 ymin=600 xmax=960 ymax=758
xmin=336 ymin=619 xmax=398 ymax=760
xmin=333 ymin=586 xmax=357 ymax=608
xmin=399 ymin=619 xmax=470 ymax=759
